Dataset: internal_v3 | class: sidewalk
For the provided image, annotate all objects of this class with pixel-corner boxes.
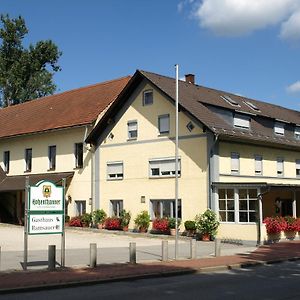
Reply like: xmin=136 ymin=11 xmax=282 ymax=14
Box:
xmin=0 ymin=241 xmax=299 ymax=294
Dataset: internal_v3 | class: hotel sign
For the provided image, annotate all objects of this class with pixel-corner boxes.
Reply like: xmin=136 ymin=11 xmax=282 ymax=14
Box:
xmin=28 ymin=180 xmax=64 ymax=235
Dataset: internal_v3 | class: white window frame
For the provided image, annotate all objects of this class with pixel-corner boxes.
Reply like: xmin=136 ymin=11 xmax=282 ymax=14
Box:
xmin=274 ymin=122 xmax=285 ymax=136
xmin=277 ymin=157 xmax=284 ymax=177
xmin=107 ymin=161 xmax=124 ymax=180
xmin=296 ymin=159 xmax=300 ymax=177
xmin=238 ymin=189 xmax=257 ymax=223
xmin=149 ymin=157 xmax=181 ymax=178
xmin=110 ymin=200 xmax=123 ymax=217
xmin=143 ymin=90 xmax=153 ymax=106
xmin=158 ymin=114 xmax=170 ymax=134
xmin=218 ymin=189 xmax=235 ymax=223
xmin=231 ymin=152 xmax=240 ymax=174
xmin=233 ymin=114 xmax=250 ymax=129
xmin=75 ymin=200 xmax=86 ymax=216
xmin=254 ymin=155 xmax=263 ymax=176
xmin=150 ymin=199 xmax=182 ymax=220
xmin=127 ymin=120 xmax=138 ymax=140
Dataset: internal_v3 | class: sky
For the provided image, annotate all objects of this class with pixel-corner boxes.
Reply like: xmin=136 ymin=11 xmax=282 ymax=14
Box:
xmin=1 ymin=0 xmax=300 ymax=110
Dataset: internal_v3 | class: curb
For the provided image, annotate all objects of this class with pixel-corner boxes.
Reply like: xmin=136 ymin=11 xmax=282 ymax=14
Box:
xmin=0 ymin=256 xmax=299 ymax=295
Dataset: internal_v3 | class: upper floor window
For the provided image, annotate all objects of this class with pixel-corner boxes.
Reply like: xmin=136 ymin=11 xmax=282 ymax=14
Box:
xmin=128 ymin=120 xmax=138 ymax=139
xmin=296 ymin=160 xmax=300 ymax=177
xmin=107 ymin=161 xmax=123 ymax=180
xmin=25 ymin=148 xmax=32 ymax=172
xmin=158 ymin=114 xmax=170 ymax=134
xmin=75 ymin=143 xmax=83 ymax=168
xmin=231 ymin=152 xmax=240 ymax=174
xmin=149 ymin=158 xmax=181 ymax=178
xmin=295 ymin=127 xmax=300 ymax=140
xmin=3 ymin=151 xmax=10 ymax=173
xmin=244 ymin=101 xmax=260 ymax=112
xmin=254 ymin=155 xmax=262 ymax=176
xmin=220 ymin=95 xmax=240 ymax=107
xmin=233 ymin=114 xmax=250 ymax=129
xmin=48 ymin=145 xmax=56 ymax=171
xmin=143 ymin=90 xmax=153 ymax=106
xmin=277 ymin=157 xmax=284 ymax=176
xmin=274 ymin=122 xmax=285 ymax=136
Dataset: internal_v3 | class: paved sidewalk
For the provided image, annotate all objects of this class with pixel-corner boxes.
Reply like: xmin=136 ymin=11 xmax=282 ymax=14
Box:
xmin=0 ymin=241 xmax=299 ymax=294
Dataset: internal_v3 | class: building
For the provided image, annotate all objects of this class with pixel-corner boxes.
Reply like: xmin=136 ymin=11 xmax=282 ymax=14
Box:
xmin=0 ymin=76 xmax=130 ymax=223
xmin=87 ymin=70 xmax=300 ymax=243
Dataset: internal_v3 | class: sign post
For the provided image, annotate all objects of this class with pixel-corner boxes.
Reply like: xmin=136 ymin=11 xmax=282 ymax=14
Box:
xmin=24 ymin=179 xmax=65 ymax=269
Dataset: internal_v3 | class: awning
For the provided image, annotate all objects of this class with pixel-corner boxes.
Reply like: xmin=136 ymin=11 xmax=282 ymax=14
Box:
xmin=0 ymin=172 xmax=74 ymax=192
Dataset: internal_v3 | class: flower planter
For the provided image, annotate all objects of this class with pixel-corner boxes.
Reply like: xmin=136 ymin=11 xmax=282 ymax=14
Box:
xmin=139 ymin=227 xmax=147 ymax=233
xmin=170 ymin=228 xmax=176 ymax=236
xmin=122 ymin=226 xmax=129 ymax=232
xmin=201 ymin=233 xmax=210 ymax=241
xmin=267 ymin=232 xmax=281 ymax=243
xmin=284 ymin=231 xmax=296 ymax=240
xmin=97 ymin=223 xmax=104 ymax=229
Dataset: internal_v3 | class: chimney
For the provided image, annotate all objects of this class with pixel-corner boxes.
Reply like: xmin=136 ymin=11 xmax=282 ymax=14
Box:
xmin=185 ymin=74 xmax=195 ymax=84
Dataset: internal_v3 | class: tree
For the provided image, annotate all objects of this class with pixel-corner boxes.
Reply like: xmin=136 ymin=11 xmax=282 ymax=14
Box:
xmin=0 ymin=14 xmax=61 ymax=107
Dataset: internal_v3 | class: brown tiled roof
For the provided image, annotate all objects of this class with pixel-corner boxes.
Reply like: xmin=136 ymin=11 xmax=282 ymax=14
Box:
xmin=0 ymin=76 xmax=130 ymax=139
xmin=0 ymin=171 xmax=74 ymax=192
xmin=139 ymin=70 xmax=300 ymax=149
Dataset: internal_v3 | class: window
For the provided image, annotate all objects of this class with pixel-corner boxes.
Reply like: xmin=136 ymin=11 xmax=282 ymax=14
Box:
xmin=244 ymin=101 xmax=260 ymax=112
xmin=218 ymin=189 xmax=235 ymax=222
xmin=220 ymin=95 xmax=240 ymax=107
xmin=149 ymin=158 xmax=181 ymax=178
xmin=25 ymin=148 xmax=32 ymax=172
xmin=107 ymin=162 xmax=123 ymax=180
xmin=128 ymin=120 xmax=137 ymax=139
xmin=110 ymin=200 xmax=123 ymax=217
xmin=158 ymin=114 xmax=170 ymax=134
xmin=75 ymin=143 xmax=83 ymax=168
xmin=231 ymin=152 xmax=239 ymax=174
xmin=150 ymin=199 xmax=182 ymax=219
xmin=238 ymin=189 xmax=257 ymax=223
xmin=75 ymin=200 xmax=86 ymax=216
xmin=3 ymin=151 xmax=10 ymax=173
xmin=277 ymin=158 xmax=284 ymax=176
xmin=295 ymin=127 xmax=300 ymax=140
xmin=274 ymin=122 xmax=285 ymax=135
xmin=186 ymin=121 xmax=195 ymax=132
xmin=48 ymin=145 xmax=56 ymax=170
xmin=254 ymin=155 xmax=262 ymax=175
xmin=143 ymin=90 xmax=153 ymax=106
xmin=296 ymin=160 xmax=300 ymax=177
xmin=233 ymin=114 xmax=250 ymax=129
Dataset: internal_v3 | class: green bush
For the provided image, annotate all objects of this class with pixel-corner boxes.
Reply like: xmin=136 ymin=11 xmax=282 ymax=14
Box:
xmin=80 ymin=213 xmax=92 ymax=226
xmin=120 ymin=209 xmax=131 ymax=227
xmin=195 ymin=209 xmax=219 ymax=238
xmin=134 ymin=211 xmax=150 ymax=230
xmin=168 ymin=217 xmax=181 ymax=229
xmin=184 ymin=220 xmax=196 ymax=231
xmin=93 ymin=209 xmax=107 ymax=225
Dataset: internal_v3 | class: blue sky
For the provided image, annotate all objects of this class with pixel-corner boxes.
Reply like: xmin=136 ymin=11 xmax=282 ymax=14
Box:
xmin=2 ymin=0 xmax=300 ymax=110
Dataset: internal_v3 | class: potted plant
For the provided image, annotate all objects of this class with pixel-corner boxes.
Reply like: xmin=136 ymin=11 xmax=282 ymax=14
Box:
xmin=263 ymin=216 xmax=284 ymax=243
xmin=283 ymin=216 xmax=297 ymax=240
xmin=104 ymin=217 xmax=121 ymax=230
xmin=184 ymin=220 xmax=196 ymax=237
xmin=168 ymin=218 xmax=181 ymax=236
xmin=93 ymin=209 xmax=107 ymax=229
xmin=195 ymin=209 xmax=219 ymax=241
xmin=134 ymin=211 xmax=150 ymax=233
xmin=120 ymin=209 xmax=131 ymax=231
xmin=68 ymin=216 xmax=82 ymax=227
xmin=152 ymin=218 xmax=169 ymax=234
xmin=80 ymin=213 xmax=92 ymax=227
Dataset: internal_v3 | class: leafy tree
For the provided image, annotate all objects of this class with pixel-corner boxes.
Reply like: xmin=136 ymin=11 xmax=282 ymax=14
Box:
xmin=0 ymin=14 xmax=61 ymax=107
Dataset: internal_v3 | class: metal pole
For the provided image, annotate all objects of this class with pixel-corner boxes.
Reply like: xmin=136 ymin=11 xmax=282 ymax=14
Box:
xmin=23 ymin=176 xmax=29 ymax=271
xmin=175 ymin=64 xmax=179 ymax=260
xmin=215 ymin=238 xmax=221 ymax=257
xmin=61 ymin=178 xmax=66 ymax=267
xmin=162 ymin=240 xmax=168 ymax=262
xmin=90 ymin=243 xmax=97 ymax=268
xmin=129 ymin=242 xmax=136 ymax=264
xmin=0 ymin=246 xmax=1 ymax=271
xmin=190 ymin=239 xmax=196 ymax=259
xmin=48 ymin=245 xmax=56 ymax=270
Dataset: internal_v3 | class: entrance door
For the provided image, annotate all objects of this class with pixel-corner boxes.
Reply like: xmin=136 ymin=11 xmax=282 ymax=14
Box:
xmin=281 ymin=199 xmax=293 ymax=216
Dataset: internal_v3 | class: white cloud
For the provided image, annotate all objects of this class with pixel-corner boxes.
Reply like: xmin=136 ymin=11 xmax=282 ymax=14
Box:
xmin=188 ymin=0 xmax=300 ymax=40
xmin=286 ymin=81 xmax=300 ymax=93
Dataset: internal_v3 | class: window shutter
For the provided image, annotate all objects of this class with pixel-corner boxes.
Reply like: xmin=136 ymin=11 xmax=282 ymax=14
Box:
xmin=274 ymin=122 xmax=284 ymax=135
xmin=107 ymin=163 xmax=123 ymax=174
xmin=231 ymin=153 xmax=239 ymax=172
xmin=128 ymin=122 xmax=137 ymax=131
xmin=159 ymin=115 xmax=169 ymax=133
xmin=234 ymin=114 xmax=250 ymax=128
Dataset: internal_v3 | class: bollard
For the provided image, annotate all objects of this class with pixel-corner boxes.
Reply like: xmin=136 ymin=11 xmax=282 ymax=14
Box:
xmin=162 ymin=240 xmax=168 ymax=261
xmin=48 ymin=245 xmax=56 ymax=270
xmin=129 ymin=242 xmax=136 ymax=264
xmin=0 ymin=246 xmax=1 ymax=271
xmin=190 ymin=239 xmax=196 ymax=259
xmin=90 ymin=243 xmax=97 ymax=268
xmin=215 ymin=238 xmax=221 ymax=257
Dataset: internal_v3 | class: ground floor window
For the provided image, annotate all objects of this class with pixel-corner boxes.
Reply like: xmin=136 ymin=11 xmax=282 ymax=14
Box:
xmin=75 ymin=200 xmax=86 ymax=216
xmin=110 ymin=200 xmax=123 ymax=217
xmin=218 ymin=188 xmax=258 ymax=223
xmin=150 ymin=199 xmax=182 ymax=220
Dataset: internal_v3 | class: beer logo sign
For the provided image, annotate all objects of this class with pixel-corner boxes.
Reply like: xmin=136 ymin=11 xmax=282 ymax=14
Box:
xmin=43 ymin=185 xmax=51 ymax=198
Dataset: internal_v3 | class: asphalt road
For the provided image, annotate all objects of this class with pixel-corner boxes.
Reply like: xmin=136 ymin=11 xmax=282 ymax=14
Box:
xmin=1 ymin=261 xmax=299 ymax=300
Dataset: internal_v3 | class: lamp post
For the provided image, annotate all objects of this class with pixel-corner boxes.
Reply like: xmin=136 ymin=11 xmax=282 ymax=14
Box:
xmin=175 ymin=64 xmax=179 ymax=260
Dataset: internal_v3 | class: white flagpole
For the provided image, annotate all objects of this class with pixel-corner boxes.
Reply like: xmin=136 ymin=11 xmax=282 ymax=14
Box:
xmin=175 ymin=64 xmax=179 ymax=260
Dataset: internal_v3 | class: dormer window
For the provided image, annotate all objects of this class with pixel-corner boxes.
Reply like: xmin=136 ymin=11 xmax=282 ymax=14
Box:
xmin=274 ymin=122 xmax=284 ymax=136
xmin=221 ymin=95 xmax=240 ymax=107
xmin=244 ymin=101 xmax=260 ymax=112
xmin=295 ymin=126 xmax=300 ymax=140
xmin=234 ymin=114 xmax=250 ymax=129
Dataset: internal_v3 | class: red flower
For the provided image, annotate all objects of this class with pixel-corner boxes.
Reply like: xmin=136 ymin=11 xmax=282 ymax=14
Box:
xmin=152 ymin=218 xmax=169 ymax=233
xmin=69 ymin=216 xmax=83 ymax=227
xmin=104 ymin=217 xmax=121 ymax=230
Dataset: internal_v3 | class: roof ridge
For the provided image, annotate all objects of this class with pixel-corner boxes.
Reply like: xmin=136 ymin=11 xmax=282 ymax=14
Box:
xmin=0 ymin=75 xmax=131 ymax=112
